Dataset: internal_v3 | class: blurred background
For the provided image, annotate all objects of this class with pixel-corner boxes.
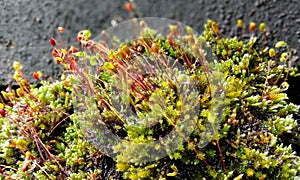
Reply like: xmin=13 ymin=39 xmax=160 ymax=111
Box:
xmin=1 ymin=0 xmax=299 ymax=84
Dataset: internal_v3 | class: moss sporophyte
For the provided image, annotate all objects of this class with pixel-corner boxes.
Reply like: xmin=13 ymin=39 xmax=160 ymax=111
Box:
xmin=0 ymin=18 xmax=299 ymax=179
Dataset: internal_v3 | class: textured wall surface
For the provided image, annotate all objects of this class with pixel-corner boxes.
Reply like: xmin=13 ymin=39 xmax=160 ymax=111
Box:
xmin=1 ymin=0 xmax=299 ymax=84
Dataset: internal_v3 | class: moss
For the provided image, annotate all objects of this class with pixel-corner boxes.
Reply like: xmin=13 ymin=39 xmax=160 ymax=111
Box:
xmin=0 ymin=19 xmax=299 ymax=179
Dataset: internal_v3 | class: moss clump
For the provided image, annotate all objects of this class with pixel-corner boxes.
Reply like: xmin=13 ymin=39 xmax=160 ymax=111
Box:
xmin=0 ymin=19 xmax=300 ymax=179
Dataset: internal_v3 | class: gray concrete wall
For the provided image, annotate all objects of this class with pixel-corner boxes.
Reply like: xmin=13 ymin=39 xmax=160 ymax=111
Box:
xmin=1 ymin=0 xmax=299 ymax=84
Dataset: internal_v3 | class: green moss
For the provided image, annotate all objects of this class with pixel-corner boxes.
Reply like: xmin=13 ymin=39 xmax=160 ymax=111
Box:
xmin=0 ymin=20 xmax=299 ymax=179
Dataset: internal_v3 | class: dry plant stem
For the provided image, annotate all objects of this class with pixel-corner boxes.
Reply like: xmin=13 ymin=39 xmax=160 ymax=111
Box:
xmin=261 ymin=61 xmax=271 ymax=99
xmin=49 ymin=112 xmax=71 ymax=135
xmin=30 ymin=128 xmax=68 ymax=177
xmin=216 ymin=139 xmax=227 ymax=174
xmin=237 ymin=24 xmax=244 ymax=42
xmin=34 ymin=162 xmax=53 ymax=180
xmin=274 ymin=56 xmax=290 ymax=90
xmin=260 ymin=31 xmax=267 ymax=59
xmin=56 ymin=29 xmax=66 ymax=50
